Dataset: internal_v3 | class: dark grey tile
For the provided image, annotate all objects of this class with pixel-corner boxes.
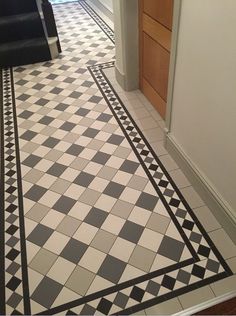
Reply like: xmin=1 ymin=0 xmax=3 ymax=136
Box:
xmin=97 ymin=113 xmax=112 ymax=122
xmin=75 ymin=108 xmax=90 ymax=117
xmin=107 ymin=134 xmax=124 ymax=145
xmin=103 ymin=182 xmax=125 ymax=198
xmin=158 ymin=236 xmax=185 ymax=262
xmin=66 ymin=144 xmax=84 ymax=156
xmin=83 ymin=128 xmax=99 ymax=138
xmin=39 ymin=116 xmax=54 ymax=125
xmin=98 ymin=255 xmax=126 ymax=284
xmin=42 ymin=137 xmax=60 ymax=148
xmin=33 ymin=83 xmax=45 ymax=90
xmin=22 ymin=154 xmax=41 ymax=168
xmin=17 ymin=93 xmax=30 ymax=101
xmin=74 ymin=172 xmax=95 ymax=187
xmin=119 ymin=221 xmax=144 ymax=243
xmin=50 ymin=87 xmax=63 ymax=94
xmin=92 ymin=152 xmax=110 ymax=165
xmin=47 ymin=163 xmax=67 ymax=177
xmin=120 ymin=160 xmax=139 ymax=174
xmin=55 ymin=103 xmax=69 ymax=111
xmin=60 ymin=122 xmax=76 ymax=131
xmin=114 ymin=292 xmax=129 ymax=309
xmin=53 ymin=196 xmax=77 ymax=214
xmin=84 ymin=207 xmax=108 ymax=228
xmin=136 ymin=192 xmax=159 ymax=211
xmin=20 ymin=131 xmax=37 ymax=141
xmin=7 ymin=293 xmax=22 ymax=309
xmin=18 ymin=110 xmax=34 ymax=119
xmin=31 ymin=277 xmax=63 ymax=308
xmin=81 ymin=81 xmax=94 ymax=88
xmin=61 ymin=238 xmax=88 ymax=264
xmin=27 ymin=224 xmax=53 ymax=246
xmin=35 ymin=98 xmax=49 ymax=106
xmin=70 ymin=91 xmax=82 ymax=99
xmin=24 ymin=185 xmax=47 ymax=202
xmin=89 ymin=95 xmax=103 ymax=103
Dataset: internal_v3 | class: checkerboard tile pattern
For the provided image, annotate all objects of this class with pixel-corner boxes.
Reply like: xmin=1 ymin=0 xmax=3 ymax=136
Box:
xmin=0 ymin=1 xmax=232 ymax=315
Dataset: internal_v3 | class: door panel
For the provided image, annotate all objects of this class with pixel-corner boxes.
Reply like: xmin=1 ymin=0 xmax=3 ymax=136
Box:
xmin=143 ymin=0 xmax=173 ymax=30
xmin=139 ymin=0 xmax=173 ymax=119
xmin=143 ymin=33 xmax=170 ymax=101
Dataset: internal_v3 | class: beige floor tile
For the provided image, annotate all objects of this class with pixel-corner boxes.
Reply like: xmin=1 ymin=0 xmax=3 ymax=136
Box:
xmin=169 ymin=169 xmax=191 ymax=188
xmin=226 ymin=257 xmax=236 ymax=273
xmin=145 ymin=298 xmax=182 ymax=315
xmin=150 ymin=140 xmax=168 ymax=157
xmin=109 ymin=237 xmax=136 ymax=262
xmin=41 ymin=209 xmax=65 ymax=229
xmin=210 ymin=274 xmax=236 ymax=296
xmin=50 ymin=178 xmax=71 ymax=194
xmin=86 ymin=275 xmax=114 ymax=295
xmin=101 ymin=214 xmax=126 ymax=235
xmin=178 ymin=285 xmax=215 ymax=309
xmin=44 ymin=231 xmax=70 ymax=255
xmin=47 ymin=257 xmax=76 ymax=284
xmin=111 ymin=200 xmax=134 ymax=219
xmin=68 ymin=202 xmax=91 ymax=221
xmin=73 ymin=222 xmax=98 ymax=244
xmin=129 ymin=245 xmax=156 ymax=272
xmin=79 ymin=247 xmax=106 ymax=273
xmin=180 ymin=186 xmax=205 ymax=209
xmin=159 ymin=154 xmax=179 ymax=171
xmin=39 ymin=190 xmax=61 ymax=208
xmin=194 ymin=206 xmax=221 ymax=232
xmin=209 ymin=229 xmax=236 ymax=259
xmin=138 ymin=229 xmax=163 ymax=252
xmin=128 ymin=207 xmax=151 ymax=226
xmin=146 ymin=213 xmax=171 ymax=235
xmin=25 ymin=203 xmax=50 ymax=223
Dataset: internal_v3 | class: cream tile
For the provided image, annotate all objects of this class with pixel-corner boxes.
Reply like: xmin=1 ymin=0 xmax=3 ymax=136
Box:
xmin=180 ymin=186 xmax=205 ymax=209
xmin=211 ymin=274 xmax=236 ymax=296
xmin=44 ymin=232 xmax=70 ymax=255
xmin=73 ymin=222 xmax=98 ymax=244
xmin=226 ymin=257 xmax=236 ymax=273
xmin=101 ymin=214 xmax=126 ymax=235
xmin=47 ymin=257 xmax=76 ymax=284
xmin=145 ymin=298 xmax=182 ymax=315
xmin=138 ymin=229 xmax=163 ymax=252
xmin=194 ymin=206 xmax=221 ymax=232
xmin=39 ymin=190 xmax=61 ymax=208
xmin=178 ymin=285 xmax=215 ymax=309
xmin=209 ymin=229 xmax=236 ymax=259
xmin=41 ymin=209 xmax=65 ymax=229
xmin=169 ymin=169 xmax=190 ymax=188
xmin=79 ymin=247 xmax=106 ymax=273
xmin=159 ymin=154 xmax=179 ymax=171
xmin=109 ymin=237 xmax=135 ymax=262
xmin=68 ymin=202 xmax=91 ymax=221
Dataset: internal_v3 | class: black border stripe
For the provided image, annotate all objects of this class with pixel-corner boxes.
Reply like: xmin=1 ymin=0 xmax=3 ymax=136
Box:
xmin=10 ymin=69 xmax=31 ymax=315
xmin=38 ymin=258 xmax=194 ymax=315
xmin=0 ymin=69 xmax=6 ymax=316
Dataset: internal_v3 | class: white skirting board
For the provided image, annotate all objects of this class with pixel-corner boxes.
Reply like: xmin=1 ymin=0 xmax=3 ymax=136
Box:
xmin=173 ymin=291 xmax=236 ymax=316
xmin=165 ymin=133 xmax=236 ymax=244
xmin=86 ymin=0 xmax=113 ymax=22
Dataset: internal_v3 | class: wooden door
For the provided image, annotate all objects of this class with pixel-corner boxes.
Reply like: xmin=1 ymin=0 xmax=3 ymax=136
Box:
xmin=139 ymin=0 xmax=173 ymax=119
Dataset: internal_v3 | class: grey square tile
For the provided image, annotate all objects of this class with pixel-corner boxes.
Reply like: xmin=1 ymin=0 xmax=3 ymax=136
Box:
xmin=50 ymin=87 xmax=63 ymax=94
xmin=50 ymin=178 xmax=71 ymax=194
xmin=98 ymin=255 xmax=126 ymax=284
xmin=91 ymin=230 xmax=116 ymax=253
xmin=47 ymin=163 xmax=67 ymax=177
xmin=128 ymin=175 xmax=148 ymax=191
xmin=61 ymin=238 xmax=88 ymax=264
xmin=136 ymin=192 xmax=159 ymax=211
xmin=129 ymin=245 xmax=156 ymax=272
xmin=60 ymin=122 xmax=76 ymax=131
xmin=76 ymin=108 xmax=90 ymax=117
xmin=21 ymin=130 xmax=37 ymax=141
xmin=27 ymin=224 xmax=53 ymax=246
xmin=24 ymin=185 xmax=47 ymax=202
xmin=70 ymin=91 xmax=82 ymax=99
xmin=31 ymin=276 xmax=63 ymax=308
xmin=25 ymin=203 xmax=50 ymax=222
xmin=79 ymin=189 xmax=101 ymax=206
xmin=53 ymin=196 xmax=77 ymax=214
xmin=84 ymin=207 xmax=108 ymax=228
xmin=107 ymin=134 xmax=124 ymax=145
xmin=74 ymin=172 xmax=95 ymax=187
xmin=56 ymin=216 xmax=81 ymax=236
xmin=146 ymin=213 xmax=170 ymax=234
xmin=29 ymin=248 xmax=57 ymax=275
xmin=92 ymin=152 xmax=110 ymax=165
xmin=120 ymin=160 xmax=139 ymax=174
xmin=158 ymin=236 xmax=185 ymax=262
xmin=97 ymin=113 xmax=112 ymax=122
xmin=38 ymin=116 xmax=54 ymax=125
xmin=18 ymin=110 xmax=34 ymax=119
xmin=66 ymin=266 xmax=95 ymax=296
xmin=119 ymin=221 xmax=144 ymax=243
xmin=55 ymin=103 xmax=69 ymax=111
xmin=66 ymin=144 xmax=84 ymax=156
xmin=83 ymin=128 xmax=99 ymax=138
xmin=111 ymin=200 xmax=134 ymax=219
xmin=22 ymin=154 xmax=41 ymax=168
xmin=97 ymin=166 xmax=117 ymax=180
xmin=43 ymin=137 xmax=60 ymax=149
xmin=103 ymin=182 xmax=125 ymax=199
xmin=23 ymin=169 xmax=44 ymax=184
xmin=89 ymin=95 xmax=103 ymax=103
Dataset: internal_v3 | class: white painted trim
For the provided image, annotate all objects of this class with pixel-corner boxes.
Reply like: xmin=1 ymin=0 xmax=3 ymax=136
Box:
xmin=165 ymin=133 xmax=236 ymax=243
xmin=165 ymin=0 xmax=182 ymax=131
xmin=174 ymin=291 xmax=236 ymax=316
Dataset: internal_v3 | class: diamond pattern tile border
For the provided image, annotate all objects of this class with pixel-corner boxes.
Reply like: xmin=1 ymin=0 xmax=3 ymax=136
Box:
xmin=0 ymin=1 xmax=233 ymax=315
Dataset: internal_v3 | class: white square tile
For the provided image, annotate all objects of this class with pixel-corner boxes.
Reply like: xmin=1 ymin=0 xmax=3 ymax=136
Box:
xmin=79 ymin=247 xmax=106 ymax=273
xmin=44 ymin=231 xmax=70 ymax=255
xmin=73 ymin=222 xmax=98 ymax=244
xmin=47 ymin=257 xmax=76 ymax=284
xmin=101 ymin=214 xmax=125 ymax=235
xmin=109 ymin=237 xmax=135 ymax=262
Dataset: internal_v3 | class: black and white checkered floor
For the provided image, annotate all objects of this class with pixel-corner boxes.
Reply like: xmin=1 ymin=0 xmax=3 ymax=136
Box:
xmin=0 ymin=1 xmax=234 ymax=315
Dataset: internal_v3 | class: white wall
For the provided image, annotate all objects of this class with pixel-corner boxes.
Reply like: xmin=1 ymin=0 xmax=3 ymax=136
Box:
xmin=169 ymin=0 xmax=236 ymax=216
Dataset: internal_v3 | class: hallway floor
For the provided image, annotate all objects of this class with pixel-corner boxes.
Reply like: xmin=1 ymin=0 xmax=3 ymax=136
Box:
xmin=1 ymin=1 xmax=236 ymax=315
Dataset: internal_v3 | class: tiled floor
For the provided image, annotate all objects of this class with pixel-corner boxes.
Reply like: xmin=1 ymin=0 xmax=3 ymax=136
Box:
xmin=0 ymin=1 xmax=235 ymax=315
